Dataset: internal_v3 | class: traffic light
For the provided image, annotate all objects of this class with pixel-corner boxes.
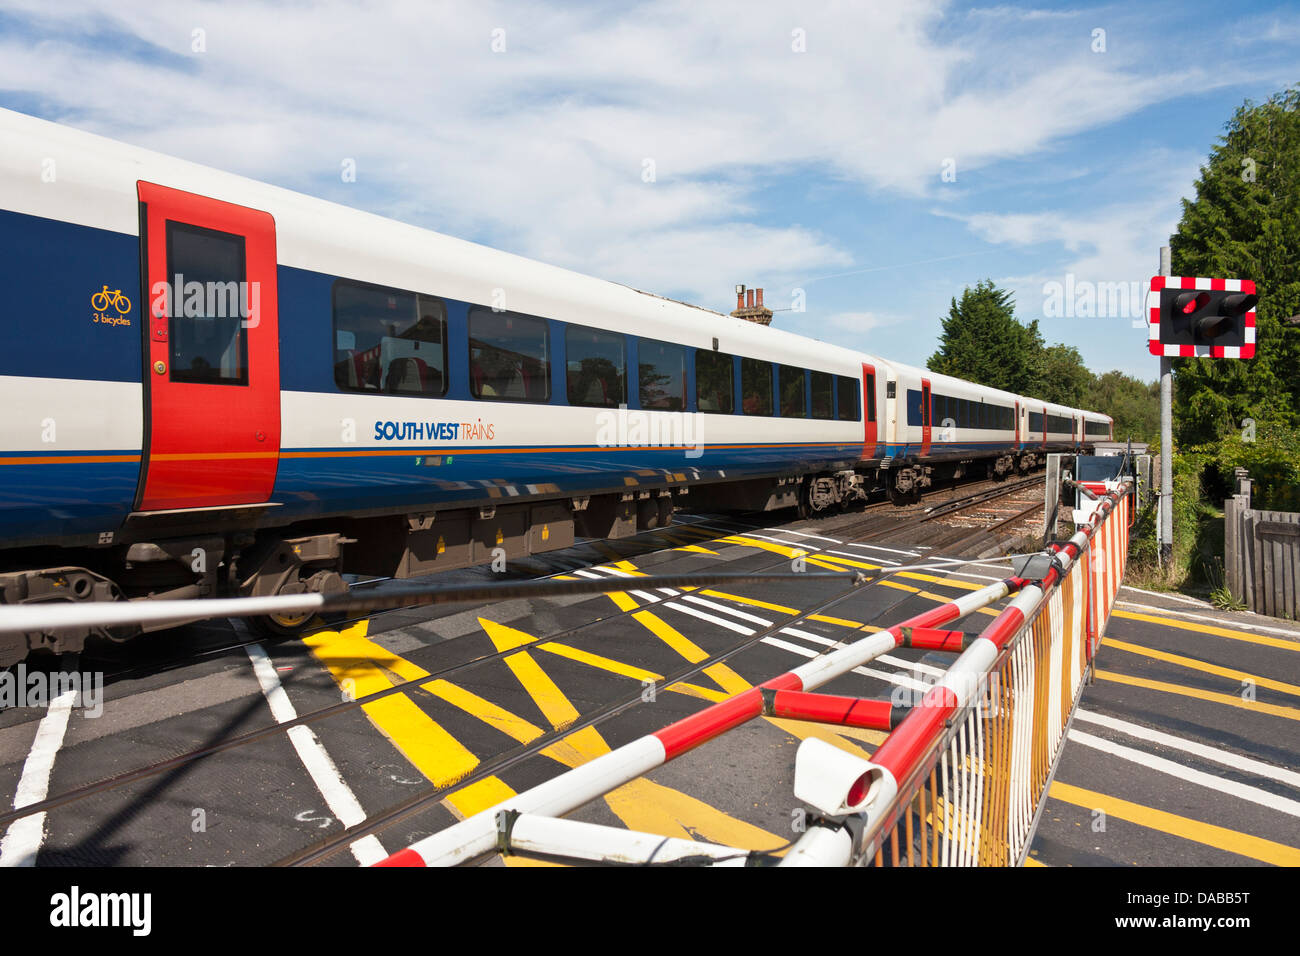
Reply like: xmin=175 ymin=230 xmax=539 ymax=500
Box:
xmin=1147 ymin=276 xmax=1257 ymax=358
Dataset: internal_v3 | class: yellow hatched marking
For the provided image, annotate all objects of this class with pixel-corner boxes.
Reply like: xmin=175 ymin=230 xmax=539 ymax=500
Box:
xmin=422 ymin=679 xmax=544 ymax=744
xmin=809 ymin=553 xmax=881 ymax=570
xmin=1049 ymin=781 xmax=1300 ymax=866
xmin=631 ymin=609 xmax=751 ymax=695
xmin=537 ymin=642 xmax=658 ymax=682
xmin=445 ymin=775 xmax=517 ymax=818
xmin=304 ymin=624 xmax=482 ymax=788
xmin=1113 ymin=609 xmax=1300 ymax=652
xmin=604 ymin=777 xmax=786 ymax=851
xmin=810 ymin=613 xmax=864 ymax=628
xmin=718 ymin=534 xmax=808 ymax=558
xmin=502 ymin=652 xmax=579 ymax=730
xmin=807 ymin=557 xmax=849 ymax=572
xmin=674 ymin=544 xmax=718 ymax=555
xmin=634 ymin=610 xmax=708 ymax=662
xmin=1102 ymin=637 xmax=1300 ymax=698
xmin=1024 ymin=856 xmax=1047 ymax=867
xmin=700 ymin=590 xmax=798 ymax=615
xmin=1094 ymin=670 xmax=1300 ymax=721
xmin=606 ymin=589 xmax=639 ymax=612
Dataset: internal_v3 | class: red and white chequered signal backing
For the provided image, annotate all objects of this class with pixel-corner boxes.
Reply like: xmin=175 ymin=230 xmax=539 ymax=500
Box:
xmin=1147 ymin=276 xmax=1256 ymax=359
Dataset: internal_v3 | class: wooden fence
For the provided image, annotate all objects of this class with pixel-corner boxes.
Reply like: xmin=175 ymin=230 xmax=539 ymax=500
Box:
xmin=1225 ymin=471 xmax=1300 ymax=619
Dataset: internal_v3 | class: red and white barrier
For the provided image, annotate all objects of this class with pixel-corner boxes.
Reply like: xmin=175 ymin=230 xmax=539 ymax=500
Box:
xmin=375 ymin=580 xmax=1019 ymax=866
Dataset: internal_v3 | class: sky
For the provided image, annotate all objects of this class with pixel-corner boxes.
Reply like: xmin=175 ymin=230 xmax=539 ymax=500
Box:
xmin=1 ymin=0 xmax=1297 ymax=381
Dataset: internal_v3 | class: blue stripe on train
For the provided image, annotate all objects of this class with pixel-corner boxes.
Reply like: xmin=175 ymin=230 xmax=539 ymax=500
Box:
xmin=0 ymin=458 xmax=140 ymax=539
xmin=270 ymin=443 xmax=865 ymax=518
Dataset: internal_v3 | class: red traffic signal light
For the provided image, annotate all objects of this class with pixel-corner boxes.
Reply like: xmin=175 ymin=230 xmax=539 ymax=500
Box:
xmin=1147 ymin=276 xmax=1257 ymax=358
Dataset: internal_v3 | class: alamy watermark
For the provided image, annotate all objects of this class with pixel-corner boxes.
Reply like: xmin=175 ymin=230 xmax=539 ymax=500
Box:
xmin=1042 ymin=274 xmax=1144 ymax=325
xmin=0 ymin=665 xmax=103 ymax=717
xmin=150 ymin=276 xmax=261 ymax=328
xmin=595 ymin=404 xmax=704 ymax=459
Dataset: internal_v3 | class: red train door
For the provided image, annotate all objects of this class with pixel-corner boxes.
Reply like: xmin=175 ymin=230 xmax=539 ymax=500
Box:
xmin=137 ymin=182 xmax=280 ymax=511
xmin=920 ymin=378 xmax=932 ymax=456
xmin=861 ymin=363 xmax=878 ymax=459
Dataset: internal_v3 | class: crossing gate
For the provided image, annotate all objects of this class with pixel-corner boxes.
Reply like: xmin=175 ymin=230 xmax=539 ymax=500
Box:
xmin=376 ymin=481 xmax=1135 ymax=867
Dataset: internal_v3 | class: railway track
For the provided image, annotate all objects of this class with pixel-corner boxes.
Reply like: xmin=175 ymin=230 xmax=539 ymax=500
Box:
xmin=1 ymin=469 xmax=1050 ymax=865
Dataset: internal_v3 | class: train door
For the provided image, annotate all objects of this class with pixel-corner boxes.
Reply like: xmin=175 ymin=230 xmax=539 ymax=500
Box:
xmin=1041 ymin=405 xmax=1048 ymax=450
xmin=861 ymin=362 xmax=878 ymax=459
xmin=136 ymin=181 xmax=281 ymax=511
xmin=920 ymin=378 xmax=932 ymax=456
xmin=1014 ymin=400 xmax=1020 ymax=449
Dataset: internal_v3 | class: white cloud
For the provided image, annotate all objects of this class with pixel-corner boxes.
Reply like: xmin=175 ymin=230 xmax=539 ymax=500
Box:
xmin=0 ymin=0 xmax=1266 ymax=312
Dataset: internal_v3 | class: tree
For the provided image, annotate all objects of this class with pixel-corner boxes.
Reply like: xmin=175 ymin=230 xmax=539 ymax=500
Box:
xmin=1037 ymin=343 xmax=1092 ymax=408
xmin=1169 ymin=86 xmax=1300 ymax=446
xmin=1083 ymin=370 xmax=1160 ymax=445
xmin=928 ymin=280 xmax=1046 ymax=395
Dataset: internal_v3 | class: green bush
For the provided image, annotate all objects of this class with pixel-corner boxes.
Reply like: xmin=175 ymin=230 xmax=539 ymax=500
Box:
xmin=1194 ymin=423 xmax=1300 ymax=512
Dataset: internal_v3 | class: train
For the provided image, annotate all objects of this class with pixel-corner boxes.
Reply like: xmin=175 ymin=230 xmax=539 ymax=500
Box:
xmin=0 ymin=107 xmax=1111 ymax=664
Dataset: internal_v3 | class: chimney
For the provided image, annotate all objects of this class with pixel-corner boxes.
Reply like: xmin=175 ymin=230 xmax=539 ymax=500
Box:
xmin=729 ymin=282 xmax=773 ymax=327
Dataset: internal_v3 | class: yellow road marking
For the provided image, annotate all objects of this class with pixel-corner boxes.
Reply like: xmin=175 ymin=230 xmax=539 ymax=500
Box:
xmin=604 ymin=777 xmax=786 ymax=852
xmin=700 ymin=590 xmax=798 ymax=616
xmin=537 ymin=642 xmax=661 ymax=682
xmin=719 ymin=534 xmax=808 ymax=558
xmin=810 ymin=613 xmax=865 ymax=628
xmin=1102 ymin=637 xmax=1300 ymax=698
xmin=1049 ymin=781 xmax=1300 ymax=866
xmin=1024 ymin=856 xmax=1047 ymax=867
xmin=633 ymin=610 xmax=708 ymax=663
xmin=422 ymin=679 xmax=544 ymax=744
xmin=674 ymin=544 xmax=718 ymax=555
xmin=304 ymin=623 xmax=485 ymax=789
xmin=1113 ymin=609 xmax=1300 ymax=652
xmin=1094 ymin=669 xmax=1300 ymax=721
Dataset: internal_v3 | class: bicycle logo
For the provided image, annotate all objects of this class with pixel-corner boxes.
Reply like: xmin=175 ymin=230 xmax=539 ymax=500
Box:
xmin=91 ymin=285 xmax=133 ymax=314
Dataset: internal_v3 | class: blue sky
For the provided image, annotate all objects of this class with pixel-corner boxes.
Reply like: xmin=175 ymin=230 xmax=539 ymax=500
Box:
xmin=2 ymin=0 xmax=1297 ymax=381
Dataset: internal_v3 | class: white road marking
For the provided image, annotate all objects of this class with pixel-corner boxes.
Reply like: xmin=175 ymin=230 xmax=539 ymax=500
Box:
xmin=680 ymin=595 xmax=773 ymax=627
xmin=246 ymin=643 xmax=387 ymax=867
xmin=1075 ymin=710 xmax=1300 ymax=789
xmin=824 ymin=549 xmax=895 ymax=564
xmin=1113 ymin=600 xmax=1300 ymax=638
xmin=780 ymin=529 xmax=844 ymax=543
xmin=1067 ymin=728 xmax=1300 ymax=818
xmin=662 ymin=601 xmax=753 ymax=635
xmin=1118 ymin=585 xmax=1212 ymax=607
xmin=0 ymin=689 xmax=76 ymax=867
xmin=841 ymin=542 xmax=920 ymax=557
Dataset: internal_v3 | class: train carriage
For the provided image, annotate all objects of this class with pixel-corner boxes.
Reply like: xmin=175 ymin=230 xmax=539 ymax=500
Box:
xmin=0 ymin=107 xmax=1110 ymax=663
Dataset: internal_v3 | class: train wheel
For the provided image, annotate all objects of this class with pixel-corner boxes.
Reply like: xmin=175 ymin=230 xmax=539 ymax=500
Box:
xmin=657 ymin=496 xmax=673 ymax=527
xmin=636 ymin=497 xmax=660 ymax=531
xmin=249 ymin=609 xmax=315 ymax=639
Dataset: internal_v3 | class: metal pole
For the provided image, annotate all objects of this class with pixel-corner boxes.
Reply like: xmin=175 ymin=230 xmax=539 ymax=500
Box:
xmin=1159 ymin=246 xmax=1173 ymax=565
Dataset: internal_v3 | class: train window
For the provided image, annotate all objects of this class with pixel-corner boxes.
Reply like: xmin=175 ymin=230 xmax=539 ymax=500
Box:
xmin=836 ymin=375 xmax=861 ymax=421
xmin=566 ymin=326 xmax=625 ymax=408
xmin=166 ymin=222 xmax=249 ymax=386
xmin=741 ymin=358 xmax=773 ymax=416
xmin=333 ymin=280 xmax=447 ymax=396
xmin=469 ymin=309 xmax=550 ymax=402
xmin=779 ymin=365 xmax=805 ymax=418
xmin=864 ymin=374 xmax=875 ymax=422
xmin=695 ymin=350 xmax=734 ymax=413
xmin=810 ymin=372 xmax=833 ymax=420
xmin=1086 ymin=419 xmax=1110 ymax=437
xmin=639 ymin=339 xmax=687 ymax=410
